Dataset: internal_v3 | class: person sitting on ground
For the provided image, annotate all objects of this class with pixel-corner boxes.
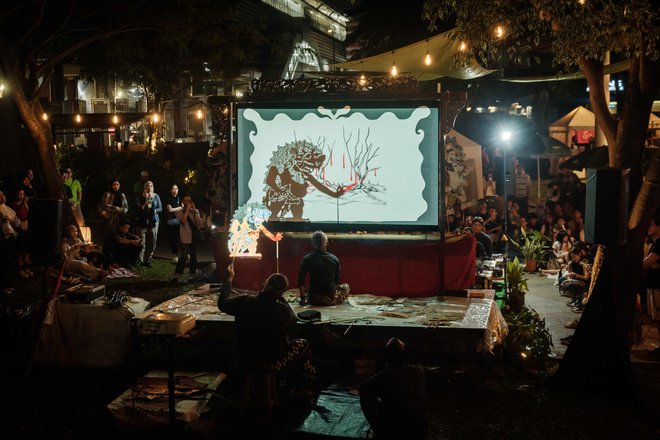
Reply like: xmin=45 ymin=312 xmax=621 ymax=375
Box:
xmin=218 ymin=263 xmax=316 ymax=397
xmin=103 ymin=218 xmax=143 ymax=269
xmin=552 ymin=231 xmax=571 ymax=266
xmin=470 ymin=216 xmax=493 ymax=258
xmin=61 ymin=225 xmax=107 ymax=280
xmin=298 ymin=230 xmax=350 ymax=306
xmin=359 ymin=337 xmax=427 ymax=440
xmin=0 ymin=189 xmax=21 ymax=286
xmin=527 ymin=212 xmax=540 ymax=232
xmin=10 ymin=188 xmax=32 ymax=278
xmin=561 ymin=248 xmax=591 ymax=311
xmin=484 ymin=207 xmax=502 ymax=244
xmin=643 ymin=213 xmax=660 ymax=359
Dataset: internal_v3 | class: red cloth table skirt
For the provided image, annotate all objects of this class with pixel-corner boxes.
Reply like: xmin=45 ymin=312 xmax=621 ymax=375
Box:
xmin=213 ymin=234 xmax=475 ymax=298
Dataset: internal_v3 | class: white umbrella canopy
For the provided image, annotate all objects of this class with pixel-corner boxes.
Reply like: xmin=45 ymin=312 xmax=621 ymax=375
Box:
xmin=333 ymin=29 xmax=495 ymax=80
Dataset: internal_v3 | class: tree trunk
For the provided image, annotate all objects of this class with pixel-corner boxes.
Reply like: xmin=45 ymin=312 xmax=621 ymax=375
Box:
xmin=554 ymin=55 xmax=660 ymax=397
xmin=12 ymin=87 xmax=76 ymax=230
xmin=12 ymin=90 xmax=63 ymax=200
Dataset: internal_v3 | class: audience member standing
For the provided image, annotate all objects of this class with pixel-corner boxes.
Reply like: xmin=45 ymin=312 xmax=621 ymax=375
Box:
xmin=484 ymin=170 xmax=497 ymax=198
xmin=164 ymin=183 xmax=183 ymax=263
xmin=513 ymin=164 xmax=531 ymax=216
xmin=133 ymin=170 xmax=150 ymax=200
xmin=64 ymin=167 xmax=85 ymax=226
xmin=135 ymin=181 xmax=162 ymax=267
xmin=16 ymin=170 xmax=37 ymax=200
xmin=492 ymin=147 xmax=505 ymax=197
xmin=99 ymin=179 xmax=128 ymax=232
xmin=360 ymin=338 xmax=427 ymax=440
xmin=173 ymin=194 xmax=203 ymax=281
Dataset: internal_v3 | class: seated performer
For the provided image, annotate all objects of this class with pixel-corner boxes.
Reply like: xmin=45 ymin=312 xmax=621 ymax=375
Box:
xmin=218 ymin=264 xmax=316 ymax=396
xmin=103 ymin=218 xmax=143 ymax=269
xmin=359 ymin=338 xmax=427 ymax=440
xmin=298 ymin=230 xmax=350 ymax=306
xmin=61 ymin=225 xmax=107 ymax=280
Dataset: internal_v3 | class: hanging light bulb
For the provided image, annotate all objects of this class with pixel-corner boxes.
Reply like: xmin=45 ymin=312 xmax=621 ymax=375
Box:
xmin=112 ymin=114 xmax=119 ymax=124
xmin=41 ymin=113 xmax=48 ymax=121
xmin=424 ymin=39 xmax=431 ymax=66
xmin=359 ymin=61 xmax=366 ymax=86
xmin=391 ymin=52 xmax=397 ymax=77
xmin=75 ymin=114 xmax=82 ymax=123
xmin=459 ymin=41 xmax=467 ymax=52
xmin=495 ymin=25 xmax=505 ymax=39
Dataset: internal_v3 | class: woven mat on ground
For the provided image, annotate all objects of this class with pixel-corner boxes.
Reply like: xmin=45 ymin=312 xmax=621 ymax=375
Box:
xmin=106 ymin=267 xmax=138 ymax=278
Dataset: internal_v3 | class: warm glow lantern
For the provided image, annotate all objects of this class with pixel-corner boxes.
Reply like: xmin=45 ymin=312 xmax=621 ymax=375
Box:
xmin=80 ymin=226 xmax=92 ymax=244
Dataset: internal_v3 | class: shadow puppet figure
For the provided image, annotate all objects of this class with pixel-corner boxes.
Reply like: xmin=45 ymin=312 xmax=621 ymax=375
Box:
xmin=263 ymin=140 xmax=344 ymax=220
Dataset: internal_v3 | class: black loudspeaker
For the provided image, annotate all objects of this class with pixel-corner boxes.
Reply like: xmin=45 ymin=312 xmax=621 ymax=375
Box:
xmin=28 ymin=198 xmax=63 ymax=259
xmin=584 ymin=168 xmax=629 ymax=246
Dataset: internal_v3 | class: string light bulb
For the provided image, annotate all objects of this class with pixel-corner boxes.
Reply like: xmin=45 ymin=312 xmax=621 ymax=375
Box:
xmin=359 ymin=61 xmax=366 ymax=86
xmin=495 ymin=25 xmax=505 ymax=39
xmin=75 ymin=114 xmax=81 ymax=123
xmin=424 ymin=39 xmax=431 ymax=65
xmin=196 ymin=109 xmax=203 ymax=119
xmin=112 ymin=114 xmax=119 ymax=124
xmin=391 ymin=52 xmax=397 ymax=77
xmin=152 ymin=113 xmax=160 ymax=123
xmin=459 ymin=41 xmax=467 ymax=52
xmin=41 ymin=113 xmax=48 ymax=121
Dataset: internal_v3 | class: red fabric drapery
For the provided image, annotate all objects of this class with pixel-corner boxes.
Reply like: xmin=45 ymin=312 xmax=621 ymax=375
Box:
xmin=217 ymin=235 xmax=476 ymax=297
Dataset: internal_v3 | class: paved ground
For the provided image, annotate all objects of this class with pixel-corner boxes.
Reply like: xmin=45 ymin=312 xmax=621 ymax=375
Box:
xmin=526 ymin=271 xmax=660 ymax=362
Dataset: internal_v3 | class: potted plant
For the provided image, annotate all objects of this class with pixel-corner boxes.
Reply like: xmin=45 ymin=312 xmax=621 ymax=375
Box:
xmin=503 ymin=306 xmax=554 ymax=365
xmin=506 ymin=257 xmax=528 ymax=313
xmin=512 ymin=230 xmax=546 ymax=272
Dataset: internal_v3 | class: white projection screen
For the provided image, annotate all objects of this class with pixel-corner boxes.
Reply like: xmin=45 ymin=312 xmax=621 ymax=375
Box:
xmin=237 ymin=100 xmax=440 ymax=231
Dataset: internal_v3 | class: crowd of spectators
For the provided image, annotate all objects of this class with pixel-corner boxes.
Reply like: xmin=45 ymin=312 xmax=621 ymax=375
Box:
xmin=0 ymin=167 xmax=208 ymax=287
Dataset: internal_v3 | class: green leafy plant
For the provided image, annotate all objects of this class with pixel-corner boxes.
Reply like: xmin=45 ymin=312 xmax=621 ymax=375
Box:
xmin=504 ymin=306 xmax=554 ymax=361
xmin=511 ymin=230 xmax=548 ymax=271
xmin=506 ymin=257 xmax=528 ymax=313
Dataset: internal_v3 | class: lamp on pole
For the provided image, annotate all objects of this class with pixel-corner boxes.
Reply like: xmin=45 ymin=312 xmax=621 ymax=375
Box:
xmin=501 ymin=130 xmax=512 ymax=301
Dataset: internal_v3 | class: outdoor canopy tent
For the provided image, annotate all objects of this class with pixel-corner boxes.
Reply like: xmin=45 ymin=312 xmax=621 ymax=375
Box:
xmin=332 ymin=29 xmax=495 ymax=80
xmin=528 ymin=135 xmax=572 ymax=200
xmin=549 ymin=106 xmax=595 ymax=146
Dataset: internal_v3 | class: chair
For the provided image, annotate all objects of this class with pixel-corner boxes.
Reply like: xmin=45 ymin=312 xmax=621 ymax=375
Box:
xmin=240 ymin=369 xmax=279 ymax=419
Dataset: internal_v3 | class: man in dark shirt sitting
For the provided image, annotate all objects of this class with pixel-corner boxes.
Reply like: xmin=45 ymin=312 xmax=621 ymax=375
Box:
xmin=298 ymin=230 xmax=350 ymax=306
xmin=470 ymin=216 xmax=493 ymax=258
xmin=103 ymin=218 xmax=143 ymax=268
xmin=359 ymin=338 xmax=427 ymax=440
xmin=218 ymin=264 xmax=316 ymax=392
